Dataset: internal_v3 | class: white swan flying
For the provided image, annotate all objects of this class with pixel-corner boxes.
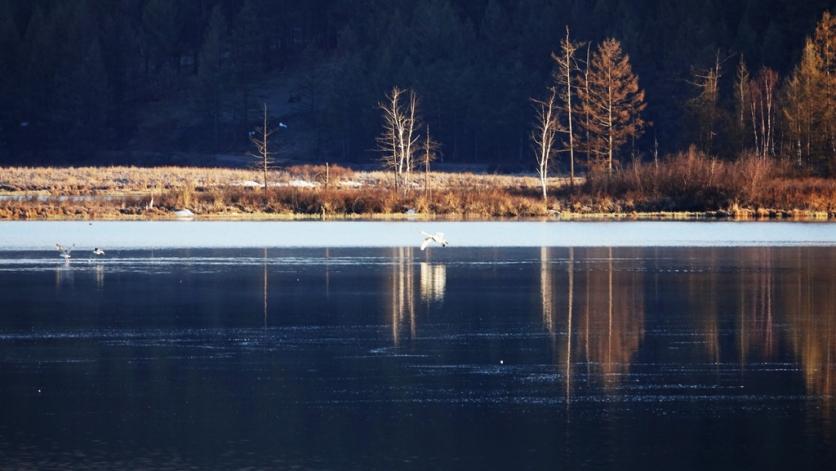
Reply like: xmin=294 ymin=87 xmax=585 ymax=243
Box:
xmin=420 ymin=232 xmax=448 ymax=250
xmin=55 ymin=243 xmax=73 ymax=260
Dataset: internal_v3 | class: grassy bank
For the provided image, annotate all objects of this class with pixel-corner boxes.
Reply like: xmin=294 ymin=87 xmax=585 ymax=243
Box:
xmin=1 ymin=156 xmax=834 ymax=220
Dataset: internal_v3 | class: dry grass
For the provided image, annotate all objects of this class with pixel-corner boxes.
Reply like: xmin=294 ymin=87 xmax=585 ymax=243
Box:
xmin=0 ymin=159 xmax=834 ymax=220
xmin=573 ymin=149 xmax=836 ymax=215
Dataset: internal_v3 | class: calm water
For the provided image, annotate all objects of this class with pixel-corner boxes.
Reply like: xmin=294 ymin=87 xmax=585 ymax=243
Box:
xmin=0 ymin=243 xmax=834 ymax=469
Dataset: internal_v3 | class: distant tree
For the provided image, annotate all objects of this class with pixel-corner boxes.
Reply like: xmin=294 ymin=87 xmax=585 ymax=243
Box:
xmin=197 ymin=6 xmax=229 ymax=151
xmin=782 ymin=11 xmax=835 ymax=172
xmin=249 ymin=104 xmax=277 ymax=192
xmin=531 ymin=86 xmax=558 ymax=203
xmin=812 ymin=12 xmax=835 ymax=160
xmin=232 ymin=0 xmax=263 ymax=132
xmin=0 ymin=3 xmax=20 ymax=154
xmin=422 ymin=125 xmax=441 ymax=202
xmin=734 ymin=55 xmax=751 ymax=152
xmin=687 ymin=52 xmax=724 ymax=153
xmin=141 ymin=0 xmax=180 ymax=73
xmin=552 ymin=26 xmax=582 ymax=186
xmin=783 ymin=41 xmax=821 ymax=165
xmin=577 ymin=38 xmax=646 ymax=173
xmin=70 ymin=38 xmax=109 ymax=148
xmin=293 ymin=45 xmax=331 ymax=158
xmin=749 ymin=67 xmax=780 ymax=159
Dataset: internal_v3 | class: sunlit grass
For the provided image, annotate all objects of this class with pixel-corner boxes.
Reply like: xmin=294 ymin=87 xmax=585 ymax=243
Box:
xmin=0 ymin=160 xmax=832 ymax=220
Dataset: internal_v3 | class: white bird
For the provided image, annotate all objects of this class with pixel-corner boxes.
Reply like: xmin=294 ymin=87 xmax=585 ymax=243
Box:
xmin=420 ymin=231 xmax=448 ymax=251
xmin=278 ymin=122 xmax=288 ymax=129
xmin=56 ymin=243 xmax=73 ymax=260
xmin=92 ymin=248 xmax=105 ymax=256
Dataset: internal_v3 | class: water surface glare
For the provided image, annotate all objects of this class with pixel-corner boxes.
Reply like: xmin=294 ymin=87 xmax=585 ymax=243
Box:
xmin=1 ymin=220 xmax=836 ymax=249
xmin=0 ymin=246 xmax=834 ymax=469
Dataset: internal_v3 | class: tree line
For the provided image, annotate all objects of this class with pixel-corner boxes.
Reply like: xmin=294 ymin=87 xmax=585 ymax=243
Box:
xmin=375 ymin=11 xmax=834 ymax=198
xmin=0 ymin=0 xmax=832 ymax=174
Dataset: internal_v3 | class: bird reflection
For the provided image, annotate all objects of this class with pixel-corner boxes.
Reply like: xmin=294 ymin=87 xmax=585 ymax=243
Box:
xmin=54 ymin=263 xmax=73 ymax=288
xmin=94 ymin=264 xmax=105 ymax=289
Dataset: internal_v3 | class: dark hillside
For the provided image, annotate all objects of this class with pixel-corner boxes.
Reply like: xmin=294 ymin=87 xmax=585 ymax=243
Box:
xmin=0 ymin=0 xmax=832 ymax=166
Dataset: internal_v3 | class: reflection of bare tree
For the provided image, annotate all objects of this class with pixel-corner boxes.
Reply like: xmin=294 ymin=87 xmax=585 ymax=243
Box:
xmin=325 ymin=248 xmax=331 ymax=299
xmin=565 ymin=247 xmax=574 ymax=403
xmin=540 ymin=247 xmax=554 ymax=334
xmin=389 ymin=247 xmax=415 ymax=346
xmin=737 ymin=248 xmax=776 ymax=363
xmin=262 ymin=248 xmax=269 ymax=328
xmin=419 ymin=262 xmax=446 ymax=303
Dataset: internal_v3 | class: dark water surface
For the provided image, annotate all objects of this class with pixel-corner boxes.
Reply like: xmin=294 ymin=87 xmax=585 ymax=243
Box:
xmin=0 ymin=247 xmax=834 ymax=469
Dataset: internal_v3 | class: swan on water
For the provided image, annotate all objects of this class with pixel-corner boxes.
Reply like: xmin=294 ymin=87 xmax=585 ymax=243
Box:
xmin=420 ymin=232 xmax=448 ymax=251
xmin=92 ymin=248 xmax=105 ymax=256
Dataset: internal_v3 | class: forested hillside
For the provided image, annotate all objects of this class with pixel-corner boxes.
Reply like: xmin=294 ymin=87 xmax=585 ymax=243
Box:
xmin=0 ymin=0 xmax=832 ymax=169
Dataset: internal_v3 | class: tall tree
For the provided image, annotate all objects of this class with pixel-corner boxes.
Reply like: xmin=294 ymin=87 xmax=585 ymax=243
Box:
xmin=812 ymin=12 xmax=835 ymax=158
xmin=249 ymin=103 xmax=277 ymax=192
xmin=782 ymin=12 xmax=836 ymax=171
xmin=577 ymin=38 xmax=646 ymax=173
xmin=552 ymin=26 xmax=582 ymax=186
xmin=783 ymin=41 xmax=821 ymax=165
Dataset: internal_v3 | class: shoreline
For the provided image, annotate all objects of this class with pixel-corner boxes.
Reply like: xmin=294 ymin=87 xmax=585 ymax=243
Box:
xmin=1 ymin=165 xmax=834 ymax=222
xmin=1 ymin=208 xmax=832 ymax=222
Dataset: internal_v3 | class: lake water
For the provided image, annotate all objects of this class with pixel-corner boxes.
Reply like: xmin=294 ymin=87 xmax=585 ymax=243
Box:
xmin=0 ymin=222 xmax=834 ymax=469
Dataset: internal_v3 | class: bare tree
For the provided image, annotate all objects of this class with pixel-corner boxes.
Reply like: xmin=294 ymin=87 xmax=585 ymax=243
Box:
xmin=552 ymin=26 xmax=582 ymax=187
xmin=749 ymin=68 xmax=779 ymax=158
xmin=531 ymin=86 xmax=559 ymax=203
xmin=422 ymin=125 xmax=440 ymax=202
xmin=377 ymin=86 xmax=421 ymax=192
xmin=404 ymin=91 xmax=419 ymax=187
xmin=581 ymin=43 xmax=593 ymax=170
xmin=249 ymin=103 xmax=277 ymax=192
